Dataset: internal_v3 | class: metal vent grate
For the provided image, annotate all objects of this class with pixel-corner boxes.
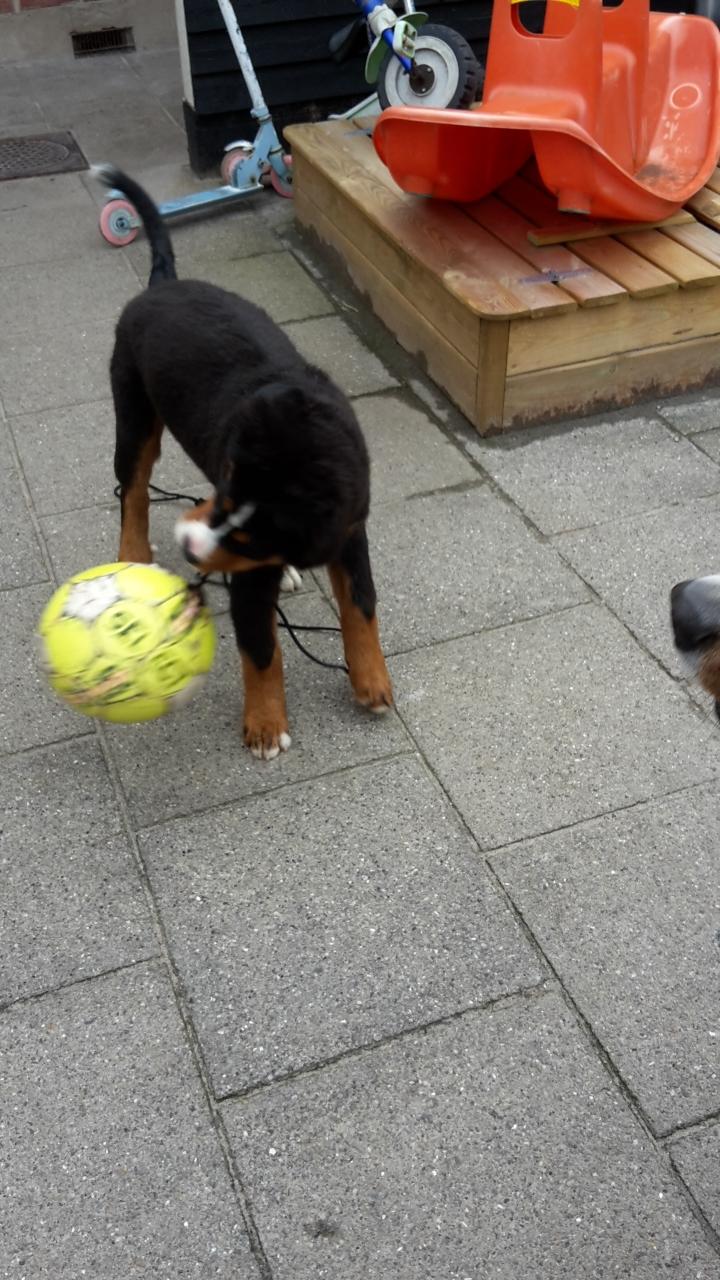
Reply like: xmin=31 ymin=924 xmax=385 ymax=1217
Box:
xmin=71 ymin=27 xmax=135 ymax=57
xmin=0 ymin=132 xmax=88 ymax=182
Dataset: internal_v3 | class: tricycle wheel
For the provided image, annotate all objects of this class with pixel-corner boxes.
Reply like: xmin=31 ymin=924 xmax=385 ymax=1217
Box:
xmin=378 ymin=24 xmax=483 ymax=111
xmin=99 ymin=198 xmax=139 ymax=247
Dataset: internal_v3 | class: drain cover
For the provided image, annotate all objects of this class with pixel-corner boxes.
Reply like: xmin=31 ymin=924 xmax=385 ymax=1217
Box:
xmin=0 ymin=131 xmax=88 ymax=181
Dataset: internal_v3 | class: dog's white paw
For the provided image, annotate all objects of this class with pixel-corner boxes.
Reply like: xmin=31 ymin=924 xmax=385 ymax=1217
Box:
xmin=249 ymin=731 xmax=292 ymax=761
xmin=280 ymin=566 xmax=302 ymax=593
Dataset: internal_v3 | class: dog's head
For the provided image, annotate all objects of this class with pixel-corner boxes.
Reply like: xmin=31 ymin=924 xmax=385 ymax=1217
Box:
xmin=174 ymin=381 xmax=368 ymax=576
xmin=671 ymin=576 xmax=720 ymax=716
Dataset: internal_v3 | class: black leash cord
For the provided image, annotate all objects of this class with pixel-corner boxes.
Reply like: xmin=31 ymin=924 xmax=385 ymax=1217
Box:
xmin=114 ymin=483 xmax=349 ymax=674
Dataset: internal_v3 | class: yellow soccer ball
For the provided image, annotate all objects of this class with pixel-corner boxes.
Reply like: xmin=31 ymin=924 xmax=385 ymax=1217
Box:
xmin=37 ymin=563 xmax=216 ymax=723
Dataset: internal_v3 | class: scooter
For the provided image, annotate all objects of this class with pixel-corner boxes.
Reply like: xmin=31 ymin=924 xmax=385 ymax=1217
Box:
xmin=99 ymin=0 xmax=292 ymax=246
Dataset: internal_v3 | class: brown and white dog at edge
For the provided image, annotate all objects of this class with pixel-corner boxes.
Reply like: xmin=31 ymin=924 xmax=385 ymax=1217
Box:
xmin=93 ymin=164 xmax=393 ymax=760
xmin=671 ymin=576 xmax=720 ymax=718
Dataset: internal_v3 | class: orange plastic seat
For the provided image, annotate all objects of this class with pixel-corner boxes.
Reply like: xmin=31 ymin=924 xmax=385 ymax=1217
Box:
xmin=373 ymin=0 xmax=720 ymax=221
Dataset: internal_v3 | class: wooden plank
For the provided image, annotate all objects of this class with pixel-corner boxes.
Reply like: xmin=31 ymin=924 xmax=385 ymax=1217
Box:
xmin=292 ymin=151 xmax=482 ymax=363
xmin=529 ymin=211 xmax=693 ymax=246
xmin=616 ymin=229 xmax=720 ymax=288
xmin=498 ymin=174 xmax=677 ymax=296
xmin=703 ymin=167 xmax=720 ymax=196
xmin=686 ymin=185 xmax=720 ymax=230
xmin=507 ymin=286 xmax=720 ymax=374
xmin=568 ymin=237 xmax=678 ymax=298
xmin=464 ymin=196 xmax=626 ymax=308
xmin=503 ymin=333 xmax=720 ymax=428
xmin=287 ymin=121 xmax=577 ymax=319
xmin=664 ymin=220 xmax=720 ymax=269
xmin=476 ymin=320 xmax=510 ymax=431
xmin=294 ymin=184 xmax=480 ymax=424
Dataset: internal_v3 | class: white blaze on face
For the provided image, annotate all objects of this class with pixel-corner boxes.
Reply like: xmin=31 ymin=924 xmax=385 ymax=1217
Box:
xmin=174 ymin=503 xmax=257 ymax=564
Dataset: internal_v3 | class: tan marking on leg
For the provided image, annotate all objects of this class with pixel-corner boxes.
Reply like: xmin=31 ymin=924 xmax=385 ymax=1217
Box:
xmin=241 ymin=629 xmax=290 ymax=760
xmin=698 ymin=642 xmax=720 ymax=700
xmin=118 ymin=421 xmax=163 ymax=563
xmin=329 ymin=564 xmax=393 ymax=713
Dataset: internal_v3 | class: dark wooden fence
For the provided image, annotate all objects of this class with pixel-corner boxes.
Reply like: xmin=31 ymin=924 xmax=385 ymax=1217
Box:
xmin=180 ymin=0 xmax=492 ymax=171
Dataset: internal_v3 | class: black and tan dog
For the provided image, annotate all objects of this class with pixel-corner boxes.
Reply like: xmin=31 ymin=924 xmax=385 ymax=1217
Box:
xmin=95 ymin=166 xmax=392 ymax=759
xmin=671 ymin=575 xmax=720 ymax=716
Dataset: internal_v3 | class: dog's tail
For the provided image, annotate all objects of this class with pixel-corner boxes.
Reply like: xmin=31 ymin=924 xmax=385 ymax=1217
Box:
xmin=93 ymin=163 xmax=176 ymax=286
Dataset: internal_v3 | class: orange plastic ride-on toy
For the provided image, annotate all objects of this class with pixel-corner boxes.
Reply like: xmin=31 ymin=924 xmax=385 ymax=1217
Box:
xmin=373 ymin=0 xmax=720 ymax=221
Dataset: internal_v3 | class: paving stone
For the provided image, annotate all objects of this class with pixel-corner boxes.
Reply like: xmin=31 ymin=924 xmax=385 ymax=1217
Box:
xmin=222 ymin=991 xmax=720 ymax=1280
xmin=553 ymin=495 xmax=720 ymax=677
xmin=284 ymin=315 xmax=399 ymax=397
xmin=13 ymin=54 xmax=143 ymax=112
xmin=692 ymin=429 xmax=720 ymax=464
xmin=0 ymin=66 xmax=44 ymax=128
xmin=0 ymin=964 xmax=254 ymax=1279
xmin=491 ymin=783 xmax=720 ymax=1133
xmin=140 ymin=755 xmax=540 ymax=1094
xmin=125 ymin=201 xmax=279 ymax=282
xmin=0 ymin=419 xmax=47 ymax=590
xmin=192 ymin=250 xmax=332 ymax=324
xmin=670 ymin=1127 xmax=720 ymax=1234
xmin=370 ymin=487 xmax=588 ymax=654
xmin=104 ymin=592 xmax=407 ymax=827
xmin=40 ymin=500 xmax=188 ymax=586
xmin=390 ymin=605 xmax=718 ymax=849
xmin=353 ymin=393 xmax=477 ymax=504
xmin=0 ymin=739 xmax=154 ymax=1005
xmin=56 ymin=92 xmax=188 ymax=174
xmin=473 ymin=415 xmax=720 ymax=534
xmin=0 ymin=582 xmax=90 ymax=755
xmin=14 ymin=400 xmax=206 ymax=517
xmin=0 ymin=173 xmax=101 ymax=269
xmin=0 ymin=255 xmax=136 ymax=415
xmin=657 ymin=393 xmax=720 ymax=435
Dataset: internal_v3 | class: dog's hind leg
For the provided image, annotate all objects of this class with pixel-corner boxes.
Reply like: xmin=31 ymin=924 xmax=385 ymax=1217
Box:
xmin=329 ymin=525 xmax=393 ymax=714
xmin=111 ymin=349 xmax=163 ymax=564
xmin=230 ymin=565 xmax=291 ymax=760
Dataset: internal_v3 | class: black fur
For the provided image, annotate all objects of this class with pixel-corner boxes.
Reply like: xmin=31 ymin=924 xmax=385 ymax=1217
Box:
xmin=97 ymin=167 xmax=380 ymax=686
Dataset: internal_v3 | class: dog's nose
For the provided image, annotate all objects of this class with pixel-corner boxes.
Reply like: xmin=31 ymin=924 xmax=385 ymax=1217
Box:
xmin=671 ymin=577 xmax=720 ymax=651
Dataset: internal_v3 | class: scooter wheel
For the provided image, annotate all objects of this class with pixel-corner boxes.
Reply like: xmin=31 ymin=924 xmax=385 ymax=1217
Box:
xmin=269 ymin=155 xmax=293 ymax=199
xmin=221 ymin=147 xmax=251 ymax=185
xmin=378 ymin=23 xmax=482 ymax=111
xmin=99 ymin=198 xmax=139 ymax=247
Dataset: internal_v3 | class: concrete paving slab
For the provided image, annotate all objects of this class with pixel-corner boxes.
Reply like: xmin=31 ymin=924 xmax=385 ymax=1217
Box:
xmin=53 ymin=92 xmax=188 ymax=174
xmin=473 ymin=416 xmax=720 ymax=534
xmin=191 ymin=250 xmax=332 ymax=325
xmin=0 ymin=738 xmax=154 ymax=1006
xmin=370 ymin=487 xmax=588 ymax=654
xmin=0 ymin=419 xmax=48 ymax=590
xmin=13 ymin=54 xmax=144 ymax=111
xmin=670 ymin=1127 xmax=720 ymax=1235
xmin=14 ymin=400 xmax=206 ymax=518
xmin=491 ymin=783 xmax=720 ymax=1134
xmin=222 ymin=992 xmax=720 ymax=1280
xmin=692 ymin=430 xmax=720 ymax=464
xmin=103 ymin=593 xmax=407 ymax=828
xmin=0 ymin=172 xmax=104 ymax=268
xmin=657 ymin=394 xmax=720 ymax=435
xmin=390 ymin=605 xmax=718 ymax=849
xmin=0 ymin=581 xmax=91 ymax=755
xmin=0 ymin=964 xmax=255 ymax=1279
xmin=0 ymin=253 xmax=136 ymax=414
xmin=0 ymin=65 xmax=44 ymax=128
xmin=284 ymin=315 xmax=399 ymax=397
xmin=354 ymin=393 xmax=477 ymax=504
xmin=40 ymin=500 xmax=189 ymax=585
xmin=125 ymin=203 xmax=280 ymax=282
xmin=553 ymin=495 xmax=720 ymax=677
xmin=139 ymin=755 xmax=541 ymax=1095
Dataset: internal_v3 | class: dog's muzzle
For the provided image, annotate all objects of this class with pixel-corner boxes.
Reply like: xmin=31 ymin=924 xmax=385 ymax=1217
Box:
xmin=671 ymin=576 xmax=720 ymax=654
xmin=174 ymin=503 xmax=256 ymax=566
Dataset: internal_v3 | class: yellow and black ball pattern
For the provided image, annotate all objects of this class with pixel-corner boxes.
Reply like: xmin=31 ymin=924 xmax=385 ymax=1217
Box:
xmin=37 ymin=563 xmax=216 ymax=723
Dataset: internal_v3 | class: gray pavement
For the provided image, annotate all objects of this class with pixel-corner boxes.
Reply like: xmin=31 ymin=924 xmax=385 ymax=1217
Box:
xmin=2 ymin=46 xmax=720 ymax=1280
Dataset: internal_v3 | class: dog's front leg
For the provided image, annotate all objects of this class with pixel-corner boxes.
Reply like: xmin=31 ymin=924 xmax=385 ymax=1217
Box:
xmin=329 ymin=525 xmax=393 ymax=714
xmin=229 ymin=566 xmax=290 ymax=760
